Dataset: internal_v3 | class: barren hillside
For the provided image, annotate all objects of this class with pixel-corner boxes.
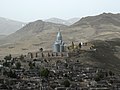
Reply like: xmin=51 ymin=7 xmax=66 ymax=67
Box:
xmin=0 ymin=17 xmax=25 ymax=35
xmin=0 ymin=13 xmax=120 ymax=56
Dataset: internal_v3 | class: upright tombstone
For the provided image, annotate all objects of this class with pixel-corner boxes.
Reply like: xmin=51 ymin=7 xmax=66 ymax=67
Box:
xmin=55 ymin=53 xmax=58 ymax=57
xmin=67 ymin=53 xmax=69 ymax=57
xmin=41 ymin=53 xmax=44 ymax=58
xmin=51 ymin=53 xmax=54 ymax=57
xmin=31 ymin=53 xmax=33 ymax=58
xmin=48 ymin=53 xmax=50 ymax=57
xmin=61 ymin=53 xmax=63 ymax=57
xmin=28 ymin=52 xmax=33 ymax=59
xmin=79 ymin=43 xmax=82 ymax=48
xmin=35 ymin=52 xmax=38 ymax=58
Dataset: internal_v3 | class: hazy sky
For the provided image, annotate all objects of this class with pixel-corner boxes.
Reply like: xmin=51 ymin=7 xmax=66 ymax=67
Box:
xmin=0 ymin=0 xmax=120 ymax=22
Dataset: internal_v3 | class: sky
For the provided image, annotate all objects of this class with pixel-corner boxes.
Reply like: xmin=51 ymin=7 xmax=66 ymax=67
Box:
xmin=0 ymin=0 xmax=120 ymax=22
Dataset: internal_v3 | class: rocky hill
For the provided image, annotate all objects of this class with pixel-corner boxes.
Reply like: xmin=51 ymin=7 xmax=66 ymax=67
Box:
xmin=90 ymin=38 xmax=120 ymax=72
xmin=2 ymin=20 xmax=67 ymax=43
xmin=70 ymin=13 xmax=120 ymax=40
xmin=70 ymin=38 xmax=120 ymax=73
xmin=45 ymin=17 xmax=80 ymax=26
xmin=0 ymin=20 xmax=68 ymax=56
xmin=0 ymin=17 xmax=25 ymax=35
xmin=67 ymin=18 xmax=80 ymax=25
xmin=73 ymin=13 xmax=120 ymax=26
xmin=0 ymin=13 xmax=120 ymax=56
xmin=0 ymin=35 xmax=6 ymax=39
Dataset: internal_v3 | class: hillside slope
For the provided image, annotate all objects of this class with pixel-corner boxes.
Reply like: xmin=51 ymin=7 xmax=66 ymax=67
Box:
xmin=0 ymin=20 xmax=68 ymax=55
xmin=74 ymin=38 xmax=120 ymax=73
xmin=0 ymin=17 xmax=25 ymax=35
xmin=45 ymin=17 xmax=80 ymax=25
xmin=0 ymin=35 xmax=6 ymax=39
xmin=69 ymin=13 xmax=120 ymax=40
xmin=0 ymin=13 xmax=120 ymax=55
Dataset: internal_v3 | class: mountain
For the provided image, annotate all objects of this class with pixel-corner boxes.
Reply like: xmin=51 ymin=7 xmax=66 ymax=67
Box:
xmin=0 ymin=20 xmax=67 ymax=56
xmin=2 ymin=20 xmax=67 ymax=43
xmin=0 ymin=13 xmax=120 ymax=56
xmin=45 ymin=18 xmax=70 ymax=25
xmin=70 ymin=13 xmax=120 ymax=40
xmin=45 ymin=17 xmax=80 ymax=26
xmin=67 ymin=18 xmax=80 ymax=24
xmin=0 ymin=35 xmax=6 ymax=39
xmin=72 ymin=13 xmax=120 ymax=27
xmin=0 ymin=17 xmax=25 ymax=35
xmin=0 ymin=13 xmax=120 ymax=73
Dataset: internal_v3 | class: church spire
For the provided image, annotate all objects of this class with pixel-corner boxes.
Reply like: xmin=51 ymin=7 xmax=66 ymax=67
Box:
xmin=56 ymin=28 xmax=62 ymax=41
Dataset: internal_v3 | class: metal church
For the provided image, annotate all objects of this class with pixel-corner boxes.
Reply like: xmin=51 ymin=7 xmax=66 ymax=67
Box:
xmin=53 ymin=31 xmax=65 ymax=52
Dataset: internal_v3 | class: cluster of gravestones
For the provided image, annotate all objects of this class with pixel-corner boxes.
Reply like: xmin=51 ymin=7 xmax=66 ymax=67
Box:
xmin=27 ymin=52 xmax=69 ymax=59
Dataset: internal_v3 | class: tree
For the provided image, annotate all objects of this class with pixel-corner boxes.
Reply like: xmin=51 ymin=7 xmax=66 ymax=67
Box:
xmin=3 ymin=62 xmax=10 ymax=67
xmin=109 ymin=71 xmax=114 ymax=76
xmin=29 ymin=61 xmax=33 ymax=69
xmin=3 ymin=70 xmax=8 ymax=76
xmin=4 ymin=54 xmax=12 ymax=61
xmin=3 ymin=69 xmax=17 ymax=78
xmin=62 ymin=80 xmax=70 ymax=87
xmin=15 ymin=62 xmax=21 ymax=69
xmin=28 ymin=61 xmax=35 ymax=69
xmin=65 ymin=63 xmax=68 ymax=68
xmin=19 ymin=54 xmax=24 ymax=60
xmin=39 ymin=48 xmax=43 ymax=52
xmin=94 ymin=76 xmax=100 ymax=81
xmin=95 ymin=71 xmax=104 ymax=81
xmin=40 ymin=68 xmax=49 ymax=77
xmin=8 ymin=70 xmax=17 ymax=78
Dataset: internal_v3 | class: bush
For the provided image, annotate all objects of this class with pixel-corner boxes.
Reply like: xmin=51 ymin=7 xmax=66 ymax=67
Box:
xmin=3 ymin=69 xmax=17 ymax=78
xmin=3 ymin=62 xmax=10 ymax=67
xmin=109 ymin=71 xmax=114 ymax=76
xmin=4 ymin=54 xmax=12 ymax=60
xmin=19 ymin=55 xmax=24 ymax=60
xmin=62 ymin=80 xmax=70 ymax=87
xmin=15 ymin=62 xmax=21 ymax=69
xmin=40 ymin=68 xmax=49 ymax=77
xmin=95 ymin=76 xmax=100 ymax=81
xmin=8 ymin=70 xmax=17 ymax=78
xmin=29 ymin=61 xmax=35 ymax=69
